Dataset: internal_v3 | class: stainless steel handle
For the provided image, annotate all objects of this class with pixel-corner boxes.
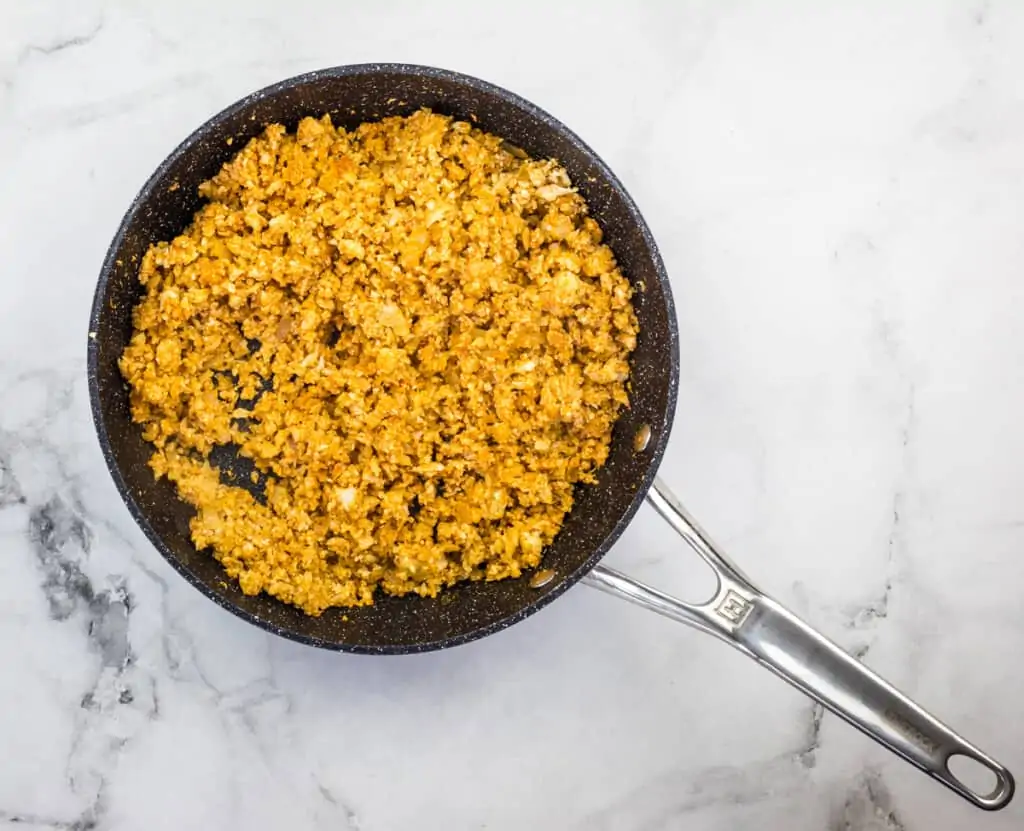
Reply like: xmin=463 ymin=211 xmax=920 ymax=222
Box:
xmin=583 ymin=476 xmax=1015 ymax=811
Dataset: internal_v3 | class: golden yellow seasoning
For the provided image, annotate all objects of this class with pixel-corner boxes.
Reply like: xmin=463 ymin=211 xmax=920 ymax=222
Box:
xmin=119 ymin=110 xmax=637 ymax=615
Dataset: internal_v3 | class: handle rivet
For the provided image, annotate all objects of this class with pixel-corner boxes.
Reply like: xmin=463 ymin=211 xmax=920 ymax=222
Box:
xmin=529 ymin=568 xmax=556 ymax=589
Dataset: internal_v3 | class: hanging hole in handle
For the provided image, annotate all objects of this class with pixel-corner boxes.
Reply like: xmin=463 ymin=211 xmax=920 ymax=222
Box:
xmin=947 ymin=754 xmax=1001 ymax=799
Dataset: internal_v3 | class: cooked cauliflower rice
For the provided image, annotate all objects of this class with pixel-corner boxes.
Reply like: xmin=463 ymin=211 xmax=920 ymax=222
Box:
xmin=120 ymin=109 xmax=637 ymax=615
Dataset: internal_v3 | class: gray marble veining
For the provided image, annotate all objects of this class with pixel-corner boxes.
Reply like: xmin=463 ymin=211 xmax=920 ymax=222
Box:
xmin=2 ymin=1 xmax=1023 ymax=829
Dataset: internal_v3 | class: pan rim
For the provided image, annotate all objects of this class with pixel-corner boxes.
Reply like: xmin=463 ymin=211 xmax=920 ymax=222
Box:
xmin=86 ymin=62 xmax=680 ymax=654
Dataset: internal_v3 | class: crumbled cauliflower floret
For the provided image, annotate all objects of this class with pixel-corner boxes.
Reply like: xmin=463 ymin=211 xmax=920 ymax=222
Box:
xmin=119 ymin=110 xmax=638 ymax=616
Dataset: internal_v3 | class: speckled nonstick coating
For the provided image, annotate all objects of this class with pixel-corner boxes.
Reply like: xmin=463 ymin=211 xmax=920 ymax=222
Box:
xmin=87 ymin=64 xmax=680 ymax=653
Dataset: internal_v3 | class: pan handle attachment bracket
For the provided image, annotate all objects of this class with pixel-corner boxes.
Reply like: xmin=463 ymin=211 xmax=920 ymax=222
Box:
xmin=582 ymin=476 xmax=1015 ymax=812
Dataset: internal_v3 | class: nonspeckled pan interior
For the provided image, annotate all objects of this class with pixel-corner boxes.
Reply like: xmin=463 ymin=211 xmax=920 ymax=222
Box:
xmin=87 ymin=64 xmax=679 ymax=653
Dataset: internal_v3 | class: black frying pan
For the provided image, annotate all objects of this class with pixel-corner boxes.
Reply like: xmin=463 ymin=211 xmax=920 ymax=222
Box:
xmin=87 ymin=64 xmax=1013 ymax=811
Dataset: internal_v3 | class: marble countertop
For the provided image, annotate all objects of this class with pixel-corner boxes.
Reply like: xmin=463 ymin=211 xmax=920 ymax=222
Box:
xmin=3 ymin=2 xmax=1023 ymax=829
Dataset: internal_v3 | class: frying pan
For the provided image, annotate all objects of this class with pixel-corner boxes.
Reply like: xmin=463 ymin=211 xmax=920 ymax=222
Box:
xmin=87 ymin=64 xmax=1014 ymax=811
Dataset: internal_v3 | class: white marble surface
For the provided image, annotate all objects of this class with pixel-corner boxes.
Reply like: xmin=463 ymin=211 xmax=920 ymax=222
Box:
xmin=2 ymin=1 xmax=1024 ymax=829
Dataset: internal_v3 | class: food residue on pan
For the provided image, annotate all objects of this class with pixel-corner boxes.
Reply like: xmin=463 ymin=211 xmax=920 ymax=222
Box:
xmin=119 ymin=109 xmax=638 ymax=615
